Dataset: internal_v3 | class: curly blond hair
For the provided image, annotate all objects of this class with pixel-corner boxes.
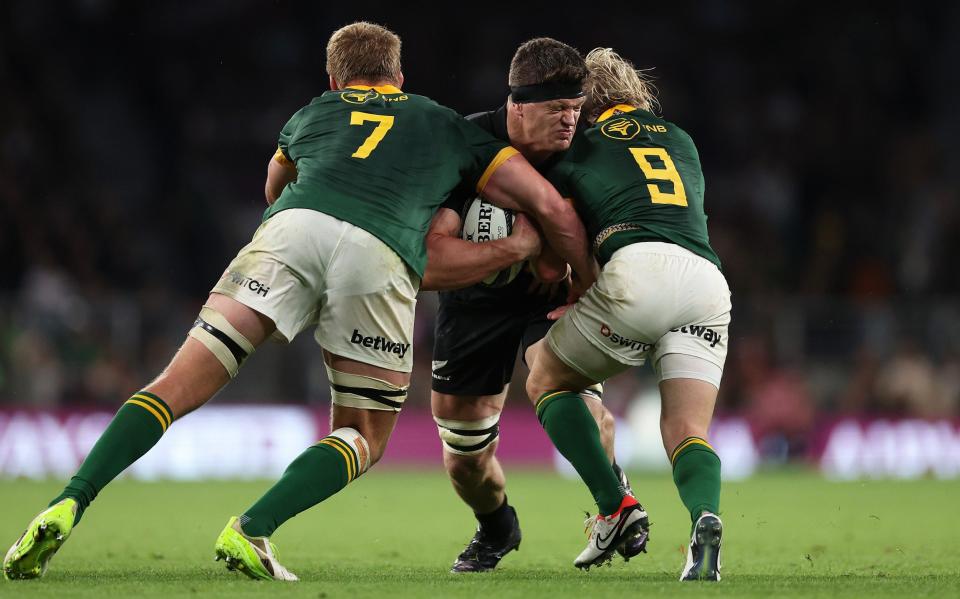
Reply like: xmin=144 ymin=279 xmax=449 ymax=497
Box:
xmin=583 ymin=48 xmax=659 ymax=120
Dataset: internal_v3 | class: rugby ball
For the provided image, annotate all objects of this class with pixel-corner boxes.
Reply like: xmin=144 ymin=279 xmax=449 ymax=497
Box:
xmin=460 ymin=196 xmax=525 ymax=287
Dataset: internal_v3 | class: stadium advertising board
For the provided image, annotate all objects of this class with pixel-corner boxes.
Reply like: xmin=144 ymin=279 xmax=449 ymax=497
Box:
xmin=0 ymin=407 xmax=957 ymax=480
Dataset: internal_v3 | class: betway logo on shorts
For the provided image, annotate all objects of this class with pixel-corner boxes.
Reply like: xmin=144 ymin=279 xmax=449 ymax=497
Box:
xmin=599 ymin=324 xmax=653 ymax=353
xmin=670 ymin=325 xmax=723 ymax=348
xmin=224 ymin=270 xmax=270 ymax=297
xmin=350 ymin=329 xmax=410 ymax=358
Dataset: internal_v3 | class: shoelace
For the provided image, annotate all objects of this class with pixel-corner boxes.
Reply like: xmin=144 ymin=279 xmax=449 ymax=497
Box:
xmin=583 ymin=511 xmax=601 ymax=538
xmin=460 ymin=530 xmax=498 ymax=558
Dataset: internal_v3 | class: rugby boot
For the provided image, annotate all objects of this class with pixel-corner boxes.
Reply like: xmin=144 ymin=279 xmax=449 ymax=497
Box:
xmin=680 ymin=512 xmax=722 ymax=581
xmin=612 ymin=463 xmax=650 ymax=560
xmin=3 ymin=498 xmax=77 ymax=580
xmin=574 ymin=495 xmax=647 ymax=570
xmin=450 ymin=506 xmax=522 ymax=572
xmin=214 ymin=516 xmax=298 ymax=581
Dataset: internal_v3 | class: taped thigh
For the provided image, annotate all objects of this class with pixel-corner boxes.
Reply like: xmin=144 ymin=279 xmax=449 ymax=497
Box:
xmin=581 ymin=383 xmax=604 ymax=401
xmin=434 ymin=413 xmax=500 ymax=456
xmin=187 ymin=305 xmax=255 ymax=377
xmin=654 ymin=353 xmax=723 ymax=389
xmin=325 ymin=364 xmax=408 ymax=412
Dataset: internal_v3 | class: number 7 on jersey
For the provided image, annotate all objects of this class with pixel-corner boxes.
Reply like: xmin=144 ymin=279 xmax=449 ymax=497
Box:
xmin=350 ymin=111 xmax=395 ymax=158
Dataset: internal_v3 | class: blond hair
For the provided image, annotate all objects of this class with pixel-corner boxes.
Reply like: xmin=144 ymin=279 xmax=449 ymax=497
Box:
xmin=583 ymin=48 xmax=659 ymax=119
xmin=326 ymin=22 xmax=402 ymax=86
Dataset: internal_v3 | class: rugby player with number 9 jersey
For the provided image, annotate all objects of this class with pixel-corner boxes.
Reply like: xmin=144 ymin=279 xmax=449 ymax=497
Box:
xmin=2 ymin=22 xmax=594 ymax=584
xmin=525 ymin=48 xmax=732 ymax=580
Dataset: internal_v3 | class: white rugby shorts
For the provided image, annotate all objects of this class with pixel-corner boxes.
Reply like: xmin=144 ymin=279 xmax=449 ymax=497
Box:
xmin=211 ymin=208 xmax=419 ymax=372
xmin=547 ymin=242 xmax=731 ymax=388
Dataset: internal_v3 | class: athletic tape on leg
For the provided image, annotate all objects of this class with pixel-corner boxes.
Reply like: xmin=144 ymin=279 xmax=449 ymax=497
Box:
xmin=582 ymin=383 xmax=604 ymax=400
xmin=187 ymin=305 xmax=255 ymax=377
xmin=434 ymin=413 xmax=500 ymax=455
xmin=318 ymin=427 xmax=372 ymax=480
xmin=655 ymin=353 xmax=723 ymax=389
xmin=325 ymin=365 xmax=408 ymax=412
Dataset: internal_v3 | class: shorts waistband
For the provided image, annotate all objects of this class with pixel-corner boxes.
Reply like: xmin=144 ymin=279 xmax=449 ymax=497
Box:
xmin=610 ymin=241 xmax=707 ymax=262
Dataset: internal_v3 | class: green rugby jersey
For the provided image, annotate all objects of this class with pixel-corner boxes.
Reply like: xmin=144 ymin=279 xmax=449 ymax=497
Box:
xmin=265 ymin=85 xmax=516 ymax=276
xmin=548 ymin=104 xmax=720 ymax=268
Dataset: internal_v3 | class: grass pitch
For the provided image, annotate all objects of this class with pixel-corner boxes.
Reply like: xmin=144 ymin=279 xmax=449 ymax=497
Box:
xmin=0 ymin=470 xmax=956 ymax=598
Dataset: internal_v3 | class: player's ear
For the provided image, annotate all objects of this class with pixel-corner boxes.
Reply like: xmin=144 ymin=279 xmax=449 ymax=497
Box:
xmin=396 ymin=72 xmax=404 ymax=88
xmin=329 ymin=75 xmax=340 ymax=90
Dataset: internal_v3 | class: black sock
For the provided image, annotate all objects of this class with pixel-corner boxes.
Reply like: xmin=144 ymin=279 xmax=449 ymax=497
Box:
xmin=476 ymin=496 xmax=515 ymax=539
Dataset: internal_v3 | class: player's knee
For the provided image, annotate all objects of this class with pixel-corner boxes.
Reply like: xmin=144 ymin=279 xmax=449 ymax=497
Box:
xmin=187 ymin=305 xmax=255 ymax=378
xmin=660 ymin=415 xmax=708 ymax=453
xmin=525 ymin=375 xmax=549 ymax=405
xmin=443 ymin=448 xmax=493 ymax=483
xmin=598 ymin=406 xmax=616 ymax=442
xmin=434 ymin=413 xmax=500 ymax=458
xmin=326 ymin=366 xmax=407 ymax=466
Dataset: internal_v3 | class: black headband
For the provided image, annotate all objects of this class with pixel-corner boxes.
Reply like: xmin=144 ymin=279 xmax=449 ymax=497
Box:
xmin=509 ymin=81 xmax=585 ymax=104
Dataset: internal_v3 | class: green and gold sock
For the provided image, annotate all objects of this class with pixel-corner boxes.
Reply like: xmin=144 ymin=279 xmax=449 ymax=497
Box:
xmin=240 ymin=427 xmax=370 ymax=537
xmin=49 ymin=392 xmax=174 ymax=524
xmin=671 ymin=436 xmax=721 ymax=524
xmin=536 ymin=391 xmax=623 ymax=515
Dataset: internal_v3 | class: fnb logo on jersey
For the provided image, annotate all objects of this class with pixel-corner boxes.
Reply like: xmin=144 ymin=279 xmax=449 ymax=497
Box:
xmin=670 ymin=325 xmax=724 ymax=348
xmin=223 ymin=270 xmax=270 ymax=297
xmin=599 ymin=323 xmax=653 ymax=353
xmin=350 ymin=329 xmax=410 ymax=358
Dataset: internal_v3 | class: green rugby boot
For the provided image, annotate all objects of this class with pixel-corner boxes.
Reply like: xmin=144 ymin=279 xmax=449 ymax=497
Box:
xmin=3 ymin=498 xmax=78 ymax=580
xmin=214 ymin=516 xmax=298 ymax=581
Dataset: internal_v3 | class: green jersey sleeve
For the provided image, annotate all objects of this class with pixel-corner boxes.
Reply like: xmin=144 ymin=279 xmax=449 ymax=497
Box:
xmin=276 ymin=110 xmax=302 ymax=162
xmin=447 ymin=114 xmax=517 ymax=194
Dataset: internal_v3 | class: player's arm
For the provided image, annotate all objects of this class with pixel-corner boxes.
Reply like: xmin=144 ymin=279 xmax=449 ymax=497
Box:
xmin=479 ymin=154 xmax=597 ymax=293
xmin=530 ymin=243 xmax=570 ymax=283
xmin=421 ymin=207 xmax=543 ymax=291
xmin=265 ymin=148 xmax=297 ymax=205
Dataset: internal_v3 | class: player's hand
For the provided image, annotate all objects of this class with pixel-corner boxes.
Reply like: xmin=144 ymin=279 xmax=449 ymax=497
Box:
xmin=527 ymin=256 xmax=570 ymax=298
xmin=547 ymin=302 xmax=573 ymax=320
xmin=530 ymin=243 xmax=569 ymax=283
xmin=509 ymin=212 xmax=543 ymax=260
xmin=526 ymin=275 xmax=565 ymax=299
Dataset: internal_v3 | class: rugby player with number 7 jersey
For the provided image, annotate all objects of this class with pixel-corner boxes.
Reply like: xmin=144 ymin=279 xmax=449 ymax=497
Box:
xmin=525 ymin=48 xmax=732 ymax=580
xmin=2 ymin=22 xmax=594 ymax=583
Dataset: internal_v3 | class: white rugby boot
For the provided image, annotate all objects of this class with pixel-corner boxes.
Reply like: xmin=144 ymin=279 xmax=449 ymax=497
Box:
xmin=574 ymin=495 xmax=648 ymax=570
xmin=679 ymin=512 xmax=722 ymax=581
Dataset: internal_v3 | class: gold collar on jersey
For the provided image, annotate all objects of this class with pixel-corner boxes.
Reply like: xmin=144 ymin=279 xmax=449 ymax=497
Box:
xmin=596 ymin=104 xmax=637 ymax=123
xmin=346 ymin=84 xmax=403 ymax=94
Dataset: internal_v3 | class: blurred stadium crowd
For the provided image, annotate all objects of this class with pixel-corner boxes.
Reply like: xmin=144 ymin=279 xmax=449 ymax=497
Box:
xmin=1 ymin=2 xmax=958 ymax=458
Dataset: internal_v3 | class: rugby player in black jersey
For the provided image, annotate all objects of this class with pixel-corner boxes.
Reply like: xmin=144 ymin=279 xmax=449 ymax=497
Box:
xmin=420 ymin=38 xmax=649 ymax=573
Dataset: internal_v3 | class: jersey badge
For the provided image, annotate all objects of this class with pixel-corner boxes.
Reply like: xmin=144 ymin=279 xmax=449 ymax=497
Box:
xmin=600 ymin=117 xmax=642 ymax=141
xmin=341 ymin=90 xmax=381 ymax=104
